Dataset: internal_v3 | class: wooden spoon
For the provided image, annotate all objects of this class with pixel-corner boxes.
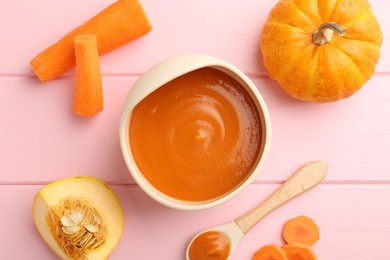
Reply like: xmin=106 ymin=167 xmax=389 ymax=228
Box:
xmin=186 ymin=161 xmax=328 ymax=259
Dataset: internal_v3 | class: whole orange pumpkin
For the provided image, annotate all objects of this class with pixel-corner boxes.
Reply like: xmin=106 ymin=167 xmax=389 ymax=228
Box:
xmin=260 ymin=0 xmax=383 ymax=103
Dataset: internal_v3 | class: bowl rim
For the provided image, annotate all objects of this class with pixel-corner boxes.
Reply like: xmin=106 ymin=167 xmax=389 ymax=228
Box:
xmin=119 ymin=54 xmax=272 ymax=210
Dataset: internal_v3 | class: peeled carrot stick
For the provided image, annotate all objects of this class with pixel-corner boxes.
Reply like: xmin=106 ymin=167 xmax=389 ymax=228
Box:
xmin=253 ymin=244 xmax=287 ymax=260
xmin=73 ymin=34 xmax=103 ymax=116
xmin=31 ymin=0 xmax=152 ymax=82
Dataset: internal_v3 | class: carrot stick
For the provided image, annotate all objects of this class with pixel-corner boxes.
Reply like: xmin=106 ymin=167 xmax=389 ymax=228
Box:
xmin=283 ymin=243 xmax=317 ymax=260
xmin=73 ymin=35 xmax=103 ymax=116
xmin=31 ymin=0 xmax=152 ymax=82
xmin=282 ymin=216 xmax=320 ymax=246
xmin=253 ymin=244 xmax=287 ymax=260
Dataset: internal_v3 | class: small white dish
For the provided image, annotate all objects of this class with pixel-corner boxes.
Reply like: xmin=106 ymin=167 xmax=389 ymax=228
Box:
xmin=119 ymin=54 xmax=271 ymax=210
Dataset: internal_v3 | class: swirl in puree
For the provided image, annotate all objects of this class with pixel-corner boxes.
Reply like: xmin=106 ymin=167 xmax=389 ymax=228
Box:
xmin=129 ymin=67 xmax=262 ymax=201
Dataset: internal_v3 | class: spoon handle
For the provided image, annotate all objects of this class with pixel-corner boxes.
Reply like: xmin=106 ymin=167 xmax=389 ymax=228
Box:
xmin=234 ymin=161 xmax=327 ymax=234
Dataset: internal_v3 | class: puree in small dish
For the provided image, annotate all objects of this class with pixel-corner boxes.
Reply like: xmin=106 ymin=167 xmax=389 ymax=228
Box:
xmin=129 ymin=67 xmax=262 ymax=201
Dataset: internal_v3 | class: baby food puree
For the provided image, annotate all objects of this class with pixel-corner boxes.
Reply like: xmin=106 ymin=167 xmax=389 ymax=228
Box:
xmin=129 ymin=67 xmax=262 ymax=201
xmin=188 ymin=231 xmax=230 ymax=260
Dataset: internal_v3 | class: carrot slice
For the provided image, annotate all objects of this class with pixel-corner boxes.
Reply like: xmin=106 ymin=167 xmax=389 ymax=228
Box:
xmin=282 ymin=216 xmax=319 ymax=246
xmin=73 ymin=34 xmax=103 ymax=116
xmin=253 ymin=244 xmax=287 ymax=260
xmin=31 ymin=0 xmax=152 ymax=82
xmin=282 ymin=243 xmax=317 ymax=260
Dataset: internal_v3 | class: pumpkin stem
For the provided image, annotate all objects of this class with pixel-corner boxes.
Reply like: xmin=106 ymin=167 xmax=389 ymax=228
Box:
xmin=312 ymin=22 xmax=346 ymax=45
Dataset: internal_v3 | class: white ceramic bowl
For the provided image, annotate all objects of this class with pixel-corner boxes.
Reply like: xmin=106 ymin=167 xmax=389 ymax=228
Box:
xmin=119 ymin=54 xmax=271 ymax=210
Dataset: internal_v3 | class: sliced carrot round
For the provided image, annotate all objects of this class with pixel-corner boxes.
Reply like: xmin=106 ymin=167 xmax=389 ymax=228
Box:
xmin=282 ymin=215 xmax=319 ymax=245
xmin=283 ymin=243 xmax=317 ymax=260
xmin=253 ymin=244 xmax=287 ymax=260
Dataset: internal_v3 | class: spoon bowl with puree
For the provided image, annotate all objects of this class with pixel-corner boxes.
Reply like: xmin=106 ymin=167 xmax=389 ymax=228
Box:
xmin=186 ymin=160 xmax=328 ymax=260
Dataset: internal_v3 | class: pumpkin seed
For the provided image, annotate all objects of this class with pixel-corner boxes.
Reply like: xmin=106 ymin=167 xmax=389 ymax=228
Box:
xmin=60 ymin=215 xmax=77 ymax=227
xmin=46 ymin=197 xmax=107 ymax=259
xmin=62 ymin=225 xmax=81 ymax=235
xmin=85 ymin=224 xmax=99 ymax=233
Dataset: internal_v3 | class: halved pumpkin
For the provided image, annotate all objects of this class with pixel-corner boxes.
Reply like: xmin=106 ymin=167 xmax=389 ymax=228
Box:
xmin=33 ymin=176 xmax=124 ymax=259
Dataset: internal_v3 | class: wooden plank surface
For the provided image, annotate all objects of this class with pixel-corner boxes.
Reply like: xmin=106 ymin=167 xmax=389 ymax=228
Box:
xmin=0 ymin=185 xmax=389 ymax=259
xmin=0 ymin=0 xmax=389 ymax=75
xmin=1 ymin=76 xmax=389 ymax=183
xmin=0 ymin=0 xmax=389 ymax=259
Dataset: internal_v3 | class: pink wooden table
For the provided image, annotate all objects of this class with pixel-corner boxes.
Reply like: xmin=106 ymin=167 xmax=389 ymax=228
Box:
xmin=1 ymin=0 xmax=389 ymax=259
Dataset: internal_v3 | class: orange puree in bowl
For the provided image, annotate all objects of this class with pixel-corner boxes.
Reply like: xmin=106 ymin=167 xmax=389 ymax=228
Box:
xmin=188 ymin=231 xmax=230 ymax=260
xmin=129 ymin=67 xmax=261 ymax=201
